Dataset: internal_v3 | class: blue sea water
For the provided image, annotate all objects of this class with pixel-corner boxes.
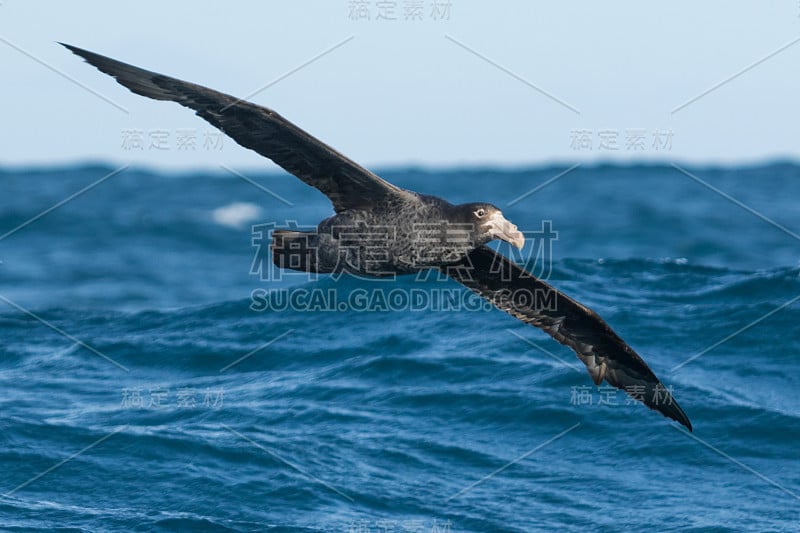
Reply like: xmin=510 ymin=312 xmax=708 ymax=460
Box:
xmin=0 ymin=162 xmax=798 ymax=532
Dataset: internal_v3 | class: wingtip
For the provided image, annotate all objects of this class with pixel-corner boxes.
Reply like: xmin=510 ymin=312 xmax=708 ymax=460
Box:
xmin=59 ymin=42 xmax=87 ymax=61
xmin=663 ymin=398 xmax=693 ymax=432
xmin=60 ymin=43 xmax=104 ymax=66
xmin=59 ymin=42 xmax=88 ymax=57
xmin=675 ymin=415 xmax=693 ymax=432
xmin=637 ymin=379 xmax=693 ymax=431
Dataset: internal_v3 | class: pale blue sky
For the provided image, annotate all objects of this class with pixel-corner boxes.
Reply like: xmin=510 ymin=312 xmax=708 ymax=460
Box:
xmin=1 ymin=1 xmax=799 ymax=171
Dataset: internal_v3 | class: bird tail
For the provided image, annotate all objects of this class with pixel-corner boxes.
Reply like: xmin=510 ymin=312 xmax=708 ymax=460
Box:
xmin=271 ymin=230 xmax=328 ymax=273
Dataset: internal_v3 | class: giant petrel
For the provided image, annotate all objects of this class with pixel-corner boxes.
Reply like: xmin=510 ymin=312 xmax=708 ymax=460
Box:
xmin=62 ymin=43 xmax=691 ymax=431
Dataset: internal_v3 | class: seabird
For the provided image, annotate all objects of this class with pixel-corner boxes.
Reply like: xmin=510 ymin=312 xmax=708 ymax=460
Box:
xmin=62 ymin=43 xmax=692 ymax=431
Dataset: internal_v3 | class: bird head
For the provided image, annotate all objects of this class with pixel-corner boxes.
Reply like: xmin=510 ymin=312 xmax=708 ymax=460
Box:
xmin=458 ymin=203 xmax=525 ymax=249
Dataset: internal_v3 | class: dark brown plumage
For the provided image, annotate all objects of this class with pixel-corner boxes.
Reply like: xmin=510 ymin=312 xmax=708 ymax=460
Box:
xmin=62 ymin=43 xmax=691 ymax=431
xmin=446 ymin=246 xmax=691 ymax=430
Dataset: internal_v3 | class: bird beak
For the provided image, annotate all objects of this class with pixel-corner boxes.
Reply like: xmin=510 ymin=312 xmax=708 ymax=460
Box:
xmin=488 ymin=212 xmax=525 ymax=249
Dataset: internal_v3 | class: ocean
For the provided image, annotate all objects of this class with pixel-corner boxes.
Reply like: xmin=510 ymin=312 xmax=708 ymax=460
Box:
xmin=0 ymin=163 xmax=798 ymax=532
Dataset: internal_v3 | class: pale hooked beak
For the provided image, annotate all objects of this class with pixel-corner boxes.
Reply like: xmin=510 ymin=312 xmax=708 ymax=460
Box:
xmin=487 ymin=212 xmax=525 ymax=249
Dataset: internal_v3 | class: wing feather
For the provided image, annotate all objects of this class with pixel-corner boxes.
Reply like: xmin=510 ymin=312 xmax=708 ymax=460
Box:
xmin=443 ymin=246 xmax=692 ymax=430
xmin=61 ymin=43 xmax=408 ymax=212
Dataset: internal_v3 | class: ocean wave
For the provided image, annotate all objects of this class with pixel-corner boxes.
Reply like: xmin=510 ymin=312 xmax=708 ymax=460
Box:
xmin=2 ymin=163 xmax=799 ymax=531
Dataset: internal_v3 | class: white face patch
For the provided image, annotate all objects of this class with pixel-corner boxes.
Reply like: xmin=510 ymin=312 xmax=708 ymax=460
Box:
xmin=486 ymin=210 xmax=506 ymax=228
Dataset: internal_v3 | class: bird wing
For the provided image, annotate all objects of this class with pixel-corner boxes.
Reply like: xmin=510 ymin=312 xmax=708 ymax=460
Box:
xmin=442 ymin=245 xmax=692 ymax=430
xmin=62 ymin=43 xmax=409 ymax=213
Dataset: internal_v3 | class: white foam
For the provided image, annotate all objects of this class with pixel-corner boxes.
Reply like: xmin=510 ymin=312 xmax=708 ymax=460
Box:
xmin=211 ymin=202 xmax=262 ymax=228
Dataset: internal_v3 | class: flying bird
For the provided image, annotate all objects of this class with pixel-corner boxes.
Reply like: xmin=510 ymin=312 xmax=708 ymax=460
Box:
xmin=62 ymin=43 xmax=692 ymax=431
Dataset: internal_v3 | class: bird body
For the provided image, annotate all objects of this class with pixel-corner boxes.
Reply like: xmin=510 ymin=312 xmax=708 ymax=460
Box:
xmin=277 ymin=194 xmax=512 ymax=277
xmin=63 ymin=43 xmax=692 ymax=431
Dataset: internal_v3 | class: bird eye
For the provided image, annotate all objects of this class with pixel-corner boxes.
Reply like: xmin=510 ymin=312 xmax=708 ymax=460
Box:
xmin=475 ymin=208 xmax=486 ymax=218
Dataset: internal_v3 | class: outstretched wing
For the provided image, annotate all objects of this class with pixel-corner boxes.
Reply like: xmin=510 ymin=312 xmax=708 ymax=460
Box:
xmin=62 ymin=43 xmax=408 ymax=212
xmin=443 ymin=246 xmax=692 ymax=430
